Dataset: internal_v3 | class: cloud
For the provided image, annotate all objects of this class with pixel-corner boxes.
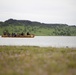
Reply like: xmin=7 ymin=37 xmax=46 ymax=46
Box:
xmin=0 ymin=0 xmax=76 ymax=25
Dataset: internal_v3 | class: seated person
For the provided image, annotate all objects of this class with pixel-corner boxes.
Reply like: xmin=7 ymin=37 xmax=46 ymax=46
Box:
xmin=27 ymin=32 xmax=30 ymax=35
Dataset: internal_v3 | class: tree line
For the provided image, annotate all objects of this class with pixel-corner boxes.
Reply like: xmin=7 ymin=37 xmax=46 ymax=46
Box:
xmin=0 ymin=19 xmax=76 ymax=36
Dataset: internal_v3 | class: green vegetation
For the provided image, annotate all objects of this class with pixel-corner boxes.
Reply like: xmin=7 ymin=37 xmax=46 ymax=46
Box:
xmin=0 ymin=19 xmax=76 ymax=36
xmin=0 ymin=46 xmax=76 ymax=75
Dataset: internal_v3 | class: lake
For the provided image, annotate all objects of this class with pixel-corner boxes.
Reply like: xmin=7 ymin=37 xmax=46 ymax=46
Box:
xmin=0 ymin=36 xmax=76 ymax=48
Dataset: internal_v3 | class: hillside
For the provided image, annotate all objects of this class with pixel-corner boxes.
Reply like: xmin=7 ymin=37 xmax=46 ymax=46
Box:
xmin=0 ymin=19 xmax=76 ymax=36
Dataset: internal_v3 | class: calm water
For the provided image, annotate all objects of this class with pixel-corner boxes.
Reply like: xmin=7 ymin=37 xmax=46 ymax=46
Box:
xmin=0 ymin=36 xmax=76 ymax=48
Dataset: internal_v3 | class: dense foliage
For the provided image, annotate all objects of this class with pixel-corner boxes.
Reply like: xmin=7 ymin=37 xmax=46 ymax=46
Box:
xmin=0 ymin=19 xmax=76 ymax=36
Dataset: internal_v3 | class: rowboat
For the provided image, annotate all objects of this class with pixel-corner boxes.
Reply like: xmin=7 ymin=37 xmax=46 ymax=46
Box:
xmin=2 ymin=34 xmax=35 ymax=38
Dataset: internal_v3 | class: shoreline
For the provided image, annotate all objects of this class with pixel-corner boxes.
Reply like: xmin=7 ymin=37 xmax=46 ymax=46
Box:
xmin=0 ymin=45 xmax=76 ymax=49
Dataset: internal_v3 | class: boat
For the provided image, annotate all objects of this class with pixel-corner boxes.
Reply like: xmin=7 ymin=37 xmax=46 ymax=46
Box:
xmin=2 ymin=32 xmax=35 ymax=38
xmin=2 ymin=34 xmax=35 ymax=38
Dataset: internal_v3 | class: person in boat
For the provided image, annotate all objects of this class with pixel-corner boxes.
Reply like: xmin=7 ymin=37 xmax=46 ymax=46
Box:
xmin=21 ymin=32 xmax=24 ymax=36
xmin=27 ymin=32 xmax=30 ymax=35
xmin=3 ymin=31 xmax=10 ymax=36
xmin=3 ymin=31 xmax=9 ymax=36
xmin=3 ymin=31 xmax=7 ymax=35
xmin=7 ymin=33 xmax=10 ymax=37
xmin=12 ymin=33 xmax=16 ymax=37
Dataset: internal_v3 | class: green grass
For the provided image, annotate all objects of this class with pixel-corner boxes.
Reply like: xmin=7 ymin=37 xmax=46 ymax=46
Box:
xmin=0 ymin=46 xmax=76 ymax=75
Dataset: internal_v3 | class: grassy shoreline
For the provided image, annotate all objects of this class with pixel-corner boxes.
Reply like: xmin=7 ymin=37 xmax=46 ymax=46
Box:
xmin=0 ymin=46 xmax=76 ymax=75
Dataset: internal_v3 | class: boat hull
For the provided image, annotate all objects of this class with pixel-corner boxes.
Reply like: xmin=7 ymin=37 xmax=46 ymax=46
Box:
xmin=2 ymin=35 xmax=35 ymax=38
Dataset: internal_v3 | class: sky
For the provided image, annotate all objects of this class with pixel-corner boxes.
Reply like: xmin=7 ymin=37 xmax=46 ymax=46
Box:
xmin=0 ymin=0 xmax=76 ymax=25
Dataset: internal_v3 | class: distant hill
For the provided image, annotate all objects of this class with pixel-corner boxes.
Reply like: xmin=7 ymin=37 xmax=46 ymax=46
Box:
xmin=0 ymin=19 xmax=76 ymax=36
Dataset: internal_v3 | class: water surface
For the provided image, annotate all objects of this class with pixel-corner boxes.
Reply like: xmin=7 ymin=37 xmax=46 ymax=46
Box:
xmin=0 ymin=36 xmax=76 ymax=48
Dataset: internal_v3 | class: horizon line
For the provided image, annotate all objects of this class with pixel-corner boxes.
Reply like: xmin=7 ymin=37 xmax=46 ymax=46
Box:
xmin=0 ymin=18 xmax=76 ymax=26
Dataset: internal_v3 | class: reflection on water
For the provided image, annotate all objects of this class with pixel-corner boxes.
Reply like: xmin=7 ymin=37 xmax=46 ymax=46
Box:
xmin=0 ymin=36 xmax=76 ymax=48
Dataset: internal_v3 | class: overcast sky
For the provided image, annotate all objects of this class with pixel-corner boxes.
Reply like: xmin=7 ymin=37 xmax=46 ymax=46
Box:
xmin=0 ymin=0 xmax=76 ymax=25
